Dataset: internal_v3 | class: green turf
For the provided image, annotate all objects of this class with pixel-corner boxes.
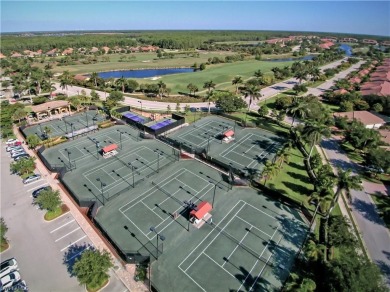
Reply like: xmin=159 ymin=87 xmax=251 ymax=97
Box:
xmin=266 ymin=146 xmax=314 ymax=208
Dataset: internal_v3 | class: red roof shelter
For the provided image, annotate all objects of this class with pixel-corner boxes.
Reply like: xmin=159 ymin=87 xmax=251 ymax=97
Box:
xmin=190 ymin=201 xmax=212 ymax=220
xmin=102 ymin=144 xmax=118 ymax=153
xmin=224 ymin=130 xmax=234 ymax=137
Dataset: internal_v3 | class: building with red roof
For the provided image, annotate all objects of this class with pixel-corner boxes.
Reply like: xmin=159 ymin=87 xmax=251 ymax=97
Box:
xmin=333 ymin=111 xmax=387 ymax=129
xmin=190 ymin=201 xmax=212 ymax=224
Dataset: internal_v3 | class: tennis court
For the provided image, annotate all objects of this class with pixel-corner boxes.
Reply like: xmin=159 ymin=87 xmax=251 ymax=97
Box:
xmin=145 ymin=117 xmax=177 ymax=131
xmin=21 ymin=110 xmax=106 ymax=139
xmin=122 ymin=111 xmax=148 ymax=124
xmin=167 ymin=116 xmax=284 ymax=174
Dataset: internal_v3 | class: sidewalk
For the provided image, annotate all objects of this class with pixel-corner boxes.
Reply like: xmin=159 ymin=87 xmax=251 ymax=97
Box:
xmin=13 ymin=126 xmax=148 ymax=292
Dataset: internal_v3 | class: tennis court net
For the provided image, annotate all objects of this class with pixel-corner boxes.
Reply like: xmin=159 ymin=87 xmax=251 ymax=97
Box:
xmin=151 ymin=181 xmax=184 ymax=206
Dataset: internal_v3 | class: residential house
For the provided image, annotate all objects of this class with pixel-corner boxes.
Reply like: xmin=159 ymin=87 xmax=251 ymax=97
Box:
xmin=333 ymin=111 xmax=387 ymax=129
xmin=62 ymin=48 xmax=74 ymax=55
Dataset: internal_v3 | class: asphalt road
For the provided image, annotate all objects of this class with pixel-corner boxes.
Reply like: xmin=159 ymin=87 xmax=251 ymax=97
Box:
xmin=0 ymin=144 xmax=128 ymax=292
xmin=321 ymin=137 xmax=390 ymax=285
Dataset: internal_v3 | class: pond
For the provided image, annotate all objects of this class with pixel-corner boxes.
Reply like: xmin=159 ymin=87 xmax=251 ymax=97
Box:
xmin=266 ymin=55 xmax=315 ymax=62
xmin=339 ymin=44 xmax=353 ymax=56
xmin=97 ymin=68 xmax=194 ymax=79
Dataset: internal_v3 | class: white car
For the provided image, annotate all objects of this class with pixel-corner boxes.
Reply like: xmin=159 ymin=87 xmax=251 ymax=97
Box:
xmin=6 ymin=146 xmax=23 ymax=152
xmin=0 ymin=258 xmax=18 ymax=279
xmin=5 ymin=139 xmax=19 ymax=146
xmin=11 ymin=151 xmax=26 ymax=158
xmin=23 ymin=174 xmax=41 ymax=184
xmin=0 ymin=270 xmax=21 ymax=290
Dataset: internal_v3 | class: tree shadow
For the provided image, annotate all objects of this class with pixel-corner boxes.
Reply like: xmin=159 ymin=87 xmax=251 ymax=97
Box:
xmin=287 ymin=161 xmax=306 ymax=171
xmin=351 ymin=198 xmax=385 ymax=225
xmin=282 ymin=181 xmax=312 ymax=195
xmin=328 ymin=158 xmax=357 ymax=171
xmin=375 ymin=260 xmax=390 ymax=286
xmin=62 ymin=243 xmax=94 ymax=277
xmin=286 ymin=171 xmax=311 ymax=182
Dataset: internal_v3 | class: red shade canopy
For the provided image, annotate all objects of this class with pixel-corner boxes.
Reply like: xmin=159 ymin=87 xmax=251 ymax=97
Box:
xmin=190 ymin=201 xmax=212 ymax=220
xmin=224 ymin=130 xmax=234 ymax=137
xmin=102 ymin=144 xmax=118 ymax=153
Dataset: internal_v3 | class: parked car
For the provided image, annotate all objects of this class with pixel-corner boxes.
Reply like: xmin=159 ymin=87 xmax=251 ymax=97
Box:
xmin=6 ymin=145 xmax=23 ymax=152
xmin=365 ymin=165 xmax=384 ymax=174
xmin=5 ymin=139 xmax=19 ymax=146
xmin=11 ymin=151 xmax=26 ymax=158
xmin=0 ymin=271 xmax=21 ymax=290
xmin=32 ymin=186 xmax=51 ymax=198
xmin=13 ymin=154 xmax=30 ymax=161
xmin=23 ymin=174 xmax=41 ymax=184
xmin=7 ymin=279 xmax=28 ymax=292
xmin=5 ymin=141 xmax=22 ymax=149
xmin=0 ymin=258 xmax=18 ymax=279
xmin=9 ymin=148 xmax=25 ymax=154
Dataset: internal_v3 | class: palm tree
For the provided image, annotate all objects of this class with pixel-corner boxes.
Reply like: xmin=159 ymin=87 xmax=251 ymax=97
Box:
xmin=44 ymin=126 xmax=52 ymax=141
xmin=310 ymin=67 xmax=321 ymax=82
xmin=60 ymin=70 xmax=73 ymax=91
xmin=261 ymin=162 xmax=278 ymax=185
xmin=115 ymin=77 xmax=126 ymax=93
xmin=157 ymin=81 xmax=166 ymax=99
xmin=187 ymin=83 xmax=195 ymax=96
xmin=276 ymin=150 xmax=290 ymax=168
xmin=301 ymin=121 xmax=331 ymax=160
xmin=203 ymin=80 xmax=216 ymax=95
xmin=253 ymin=69 xmax=264 ymax=84
xmin=328 ymin=168 xmax=362 ymax=215
xmin=231 ymin=76 xmax=243 ymax=94
xmin=206 ymin=92 xmax=217 ymax=114
xmin=90 ymin=72 xmax=99 ymax=87
xmin=310 ymin=188 xmax=333 ymax=214
xmin=286 ymin=98 xmax=309 ymax=129
xmin=294 ymin=70 xmax=308 ymax=84
xmin=305 ymin=240 xmax=325 ymax=262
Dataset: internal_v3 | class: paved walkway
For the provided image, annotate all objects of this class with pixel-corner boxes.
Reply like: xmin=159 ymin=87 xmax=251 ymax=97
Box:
xmin=320 ymin=137 xmax=390 ymax=286
xmin=13 ymin=127 xmax=148 ymax=292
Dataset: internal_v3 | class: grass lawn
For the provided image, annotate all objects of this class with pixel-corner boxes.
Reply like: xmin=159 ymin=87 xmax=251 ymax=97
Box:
xmin=44 ymin=204 xmax=70 ymax=221
xmin=0 ymin=241 xmax=9 ymax=252
xmin=266 ymin=146 xmax=314 ymax=210
xmin=371 ymin=195 xmax=390 ymax=229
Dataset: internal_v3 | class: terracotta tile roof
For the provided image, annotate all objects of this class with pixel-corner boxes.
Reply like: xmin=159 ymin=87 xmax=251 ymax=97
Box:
xmin=74 ymin=74 xmax=88 ymax=81
xmin=361 ymin=81 xmax=390 ymax=96
xmin=31 ymin=100 xmax=69 ymax=113
xmin=0 ymin=53 xmax=6 ymax=59
xmin=333 ymin=111 xmax=386 ymax=126
xmin=379 ymin=130 xmax=390 ymax=145
xmin=349 ymin=77 xmax=362 ymax=84
xmin=11 ymin=52 xmax=23 ymax=58
xmin=334 ymin=89 xmax=349 ymax=95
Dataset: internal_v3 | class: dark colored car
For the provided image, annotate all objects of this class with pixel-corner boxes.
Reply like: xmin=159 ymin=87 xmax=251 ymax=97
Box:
xmin=13 ymin=154 xmax=30 ymax=161
xmin=32 ymin=186 xmax=51 ymax=198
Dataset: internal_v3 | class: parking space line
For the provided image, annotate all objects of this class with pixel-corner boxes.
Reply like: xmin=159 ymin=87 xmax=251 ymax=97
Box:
xmin=60 ymin=235 xmax=87 ymax=252
xmin=23 ymin=179 xmax=43 ymax=186
xmin=27 ymin=183 xmax=49 ymax=192
xmin=50 ymin=219 xmax=75 ymax=233
xmin=55 ymin=227 xmax=81 ymax=242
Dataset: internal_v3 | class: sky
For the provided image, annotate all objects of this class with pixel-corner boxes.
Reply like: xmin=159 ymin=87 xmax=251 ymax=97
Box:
xmin=1 ymin=1 xmax=389 ymax=36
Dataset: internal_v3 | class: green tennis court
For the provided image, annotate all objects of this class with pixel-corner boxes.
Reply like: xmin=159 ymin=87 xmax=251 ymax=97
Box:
xmin=21 ymin=110 xmax=106 ymax=138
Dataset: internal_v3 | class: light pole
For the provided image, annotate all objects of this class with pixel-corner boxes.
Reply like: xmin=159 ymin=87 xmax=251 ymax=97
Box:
xmin=209 ymin=181 xmax=217 ymax=208
xmin=64 ymin=148 xmax=71 ymax=169
xmin=206 ymin=133 xmax=211 ymax=154
xmin=138 ymin=101 xmax=143 ymax=115
xmin=118 ymin=130 xmax=124 ymax=149
xmin=154 ymin=150 xmax=162 ymax=173
xmin=128 ymin=162 xmax=136 ymax=187
xmin=149 ymin=226 xmax=165 ymax=259
xmin=85 ymin=111 xmax=89 ymax=127
xmin=70 ymin=123 xmax=74 ymax=139
xmin=96 ymin=178 xmax=107 ymax=204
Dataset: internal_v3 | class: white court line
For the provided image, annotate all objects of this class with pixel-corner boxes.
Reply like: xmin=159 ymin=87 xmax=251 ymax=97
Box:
xmin=60 ymin=235 xmax=87 ymax=252
xmin=244 ymin=201 xmax=276 ymax=220
xmin=203 ymin=252 xmax=235 ymax=278
xmin=64 ymin=245 xmax=92 ymax=263
xmin=27 ymin=183 xmax=48 ymax=192
xmin=50 ymin=219 xmax=76 ymax=233
xmin=237 ymin=225 xmax=279 ymax=292
xmin=178 ymin=265 xmax=206 ymax=292
xmin=236 ymin=216 xmax=272 ymax=237
xmin=142 ymin=201 xmax=164 ymax=220
xmin=222 ymin=226 xmax=252 ymax=268
xmin=184 ymin=203 xmax=246 ymax=273
xmin=55 ymin=227 xmax=81 ymax=242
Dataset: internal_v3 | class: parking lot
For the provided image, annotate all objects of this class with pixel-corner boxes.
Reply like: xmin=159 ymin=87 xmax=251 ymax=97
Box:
xmin=1 ymin=144 xmax=128 ymax=291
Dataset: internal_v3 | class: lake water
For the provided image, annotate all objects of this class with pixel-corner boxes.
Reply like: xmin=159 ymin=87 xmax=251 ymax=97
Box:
xmin=97 ymin=68 xmax=194 ymax=79
xmin=267 ymin=55 xmax=315 ymax=62
xmin=339 ymin=44 xmax=353 ymax=56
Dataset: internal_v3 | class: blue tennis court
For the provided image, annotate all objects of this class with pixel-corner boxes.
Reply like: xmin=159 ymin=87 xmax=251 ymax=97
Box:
xmin=150 ymin=119 xmax=173 ymax=130
xmin=123 ymin=112 xmax=146 ymax=124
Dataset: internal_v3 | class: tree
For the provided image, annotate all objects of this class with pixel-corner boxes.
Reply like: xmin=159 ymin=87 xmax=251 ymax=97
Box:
xmin=328 ymin=168 xmax=362 ymax=215
xmin=340 ymin=100 xmax=354 ymax=112
xmin=203 ymin=80 xmax=216 ymax=95
xmin=90 ymin=72 xmax=99 ymax=87
xmin=73 ymin=249 xmax=113 ymax=290
xmin=305 ymin=240 xmax=325 ymax=261
xmin=107 ymin=91 xmax=124 ymax=106
xmin=276 ymin=150 xmax=290 ymax=168
xmin=90 ymin=90 xmax=100 ymax=101
xmin=10 ymin=157 xmax=36 ymax=175
xmin=327 ymin=215 xmax=357 ymax=248
xmin=292 ymin=84 xmax=308 ymax=96
xmin=69 ymin=96 xmax=82 ymax=112
xmin=372 ymin=103 xmax=383 ymax=113
xmin=12 ymin=108 xmax=27 ymax=123
xmin=287 ymin=98 xmax=309 ymax=129
xmin=199 ymin=63 xmax=206 ymax=71
xmin=244 ymin=84 xmax=262 ymax=112
xmin=0 ymin=218 xmax=8 ymax=249
xmin=59 ymin=70 xmax=73 ymax=91
xmin=365 ymin=147 xmax=390 ymax=173
xmin=26 ymin=134 xmax=41 ymax=149
xmin=310 ymin=188 xmax=333 ymax=214
xmin=176 ymin=102 xmax=181 ymax=113
xmin=253 ymin=69 xmax=264 ymax=84
xmin=257 ymin=105 xmax=269 ymax=117
xmin=187 ymin=83 xmax=195 ymax=96
xmin=232 ymin=76 xmax=243 ymax=94
xmin=184 ymin=104 xmax=190 ymax=115
xmin=157 ymin=81 xmax=166 ymax=99
xmin=301 ymin=121 xmax=331 ymax=160
xmin=345 ymin=121 xmax=381 ymax=151
xmin=167 ymin=104 xmax=171 ymax=114
xmin=214 ymin=92 xmax=247 ymax=113
xmin=261 ymin=161 xmax=279 ymax=185
xmin=115 ymin=77 xmax=127 ymax=93
xmin=35 ymin=189 xmax=61 ymax=212
xmin=294 ymin=70 xmax=308 ymax=84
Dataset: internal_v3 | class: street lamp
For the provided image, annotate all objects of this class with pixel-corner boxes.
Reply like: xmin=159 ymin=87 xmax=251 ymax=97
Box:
xmin=209 ymin=181 xmax=218 ymax=208
xmin=85 ymin=111 xmax=89 ymax=127
xmin=70 ymin=123 xmax=74 ymax=139
xmin=154 ymin=150 xmax=162 ymax=173
xmin=138 ymin=101 xmax=143 ymax=115
xmin=96 ymin=178 xmax=107 ymax=204
xmin=149 ymin=226 xmax=165 ymax=259
xmin=64 ymin=148 xmax=71 ymax=169
xmin=118 ymin=130 xmax=124 ymax=149
xmin=205 ymin=132 xmax=211 ymax=154
xmin=128 ymin=162 xmax=136 ymax=187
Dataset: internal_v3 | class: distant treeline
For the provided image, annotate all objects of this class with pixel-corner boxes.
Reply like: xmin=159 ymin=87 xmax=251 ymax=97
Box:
xmin=1 ymin=30 xmax=389 ymax=54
